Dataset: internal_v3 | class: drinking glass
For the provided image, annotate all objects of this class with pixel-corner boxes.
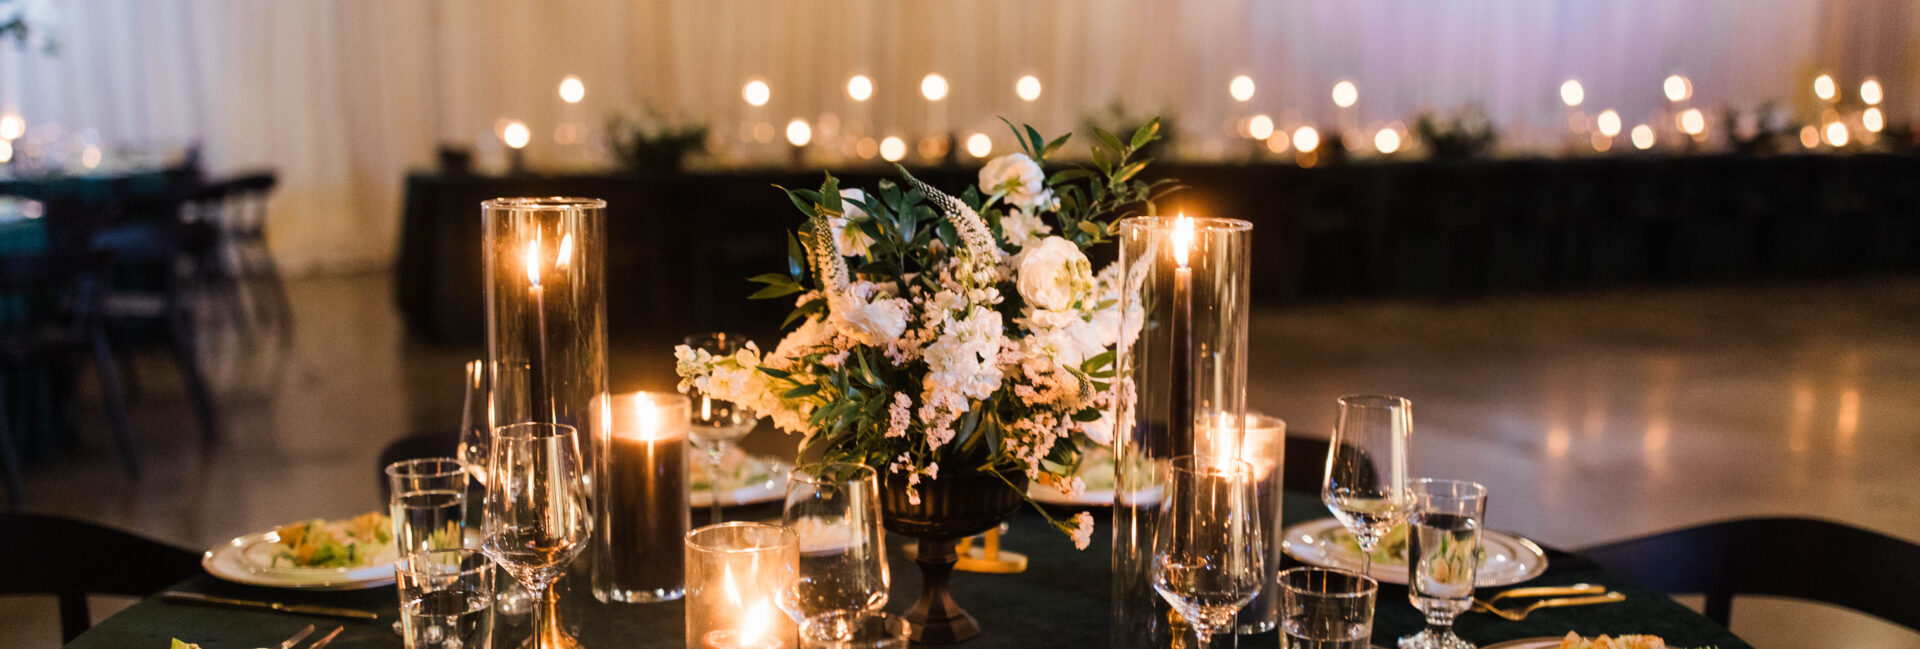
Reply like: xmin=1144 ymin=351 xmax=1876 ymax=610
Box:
xmin=684 ymin=332 xmax=761 ymax=525
xmin=1279 ymin=567 xmax=1378 ymax=649
xmin=1400 ymin=479 xmax=1488 ymax=649
xmin=457 ymin=359 xmax=491 ymax=486
xmin=396 ymin=549 xmax=495 ymax=649
xmin=386 ymin=458 xmax=468 ymax=554
xmin=1322 ymin=394 xmax=1414 ymax=578
xmin=1151 ymin=455 xmax=1265 ymax=649
xmin=481 ymin=423 xmax=592 ymax=649
xmin=778 ymin=462 xmax=888 ymax=622
xmin=799 ymin=611 xmax=912 ymax=649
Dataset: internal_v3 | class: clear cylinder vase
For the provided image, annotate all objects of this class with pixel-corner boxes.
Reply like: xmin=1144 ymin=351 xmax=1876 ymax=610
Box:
xmin=1110 ymin=216 xmax=1252 ymax=649
xmin=482 ymin=197 xmax=611 ymax=631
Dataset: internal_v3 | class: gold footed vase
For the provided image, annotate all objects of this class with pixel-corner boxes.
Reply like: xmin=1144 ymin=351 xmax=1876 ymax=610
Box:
xmin=879 ymin=470 xmax=1029 ymax=644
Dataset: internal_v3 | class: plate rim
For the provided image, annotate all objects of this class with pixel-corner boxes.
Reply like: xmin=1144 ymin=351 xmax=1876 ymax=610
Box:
xmin=1278 ymin=517 xmax=1549 ymax=587
xmin=1479 ymin=637 xmax=1563 ymax=649
xmin=203 ymin=531 xmax=395 ymax=590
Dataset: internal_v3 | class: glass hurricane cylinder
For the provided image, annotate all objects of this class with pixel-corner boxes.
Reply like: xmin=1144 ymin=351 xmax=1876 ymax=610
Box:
xmin=482 ymin=197 xmax=610 ymax=630
xmin=1110 ymin=216 xmax=1252 ymax=649
xmin=686 ymin=522 xmax=800 ymax=649
xmin=593 ymin=391 xmax=691 ymax=603
xmin=1199 ymin=412 xmax=1287 ymax=634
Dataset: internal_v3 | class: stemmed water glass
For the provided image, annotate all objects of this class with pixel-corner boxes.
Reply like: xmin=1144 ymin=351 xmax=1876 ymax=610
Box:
xmin=778 ymin=462 xmax=889 ymax=622
xmin=1322 ymin=394 xmax=1413 ymax=578
xmin=481 ymin=422 xmax=593 ymax=649
xmin=457 ymin=360 xmax=492 ymax=486
xmin=1151 ymin=455 xmax=1265 ymax=649
xmin=684 ymin=332 xmax=761 ymax=525
xmin=1401 ymin=479 xmax=1488 ymax=649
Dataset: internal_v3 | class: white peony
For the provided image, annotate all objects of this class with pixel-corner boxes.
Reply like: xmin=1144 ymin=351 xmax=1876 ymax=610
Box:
xmin=828 ymin=189 xmax=875 ymax=257
xmin=923 ymin=307 xmax=1005 ymax=401
xmin=829 ymin=281 xmax=911 ymax=346
xmin=999 ymin=208 xmax=1051 ymax=249
xmin=978 ymin=153 xmax=1051 ymax=209
xmin=1016 ymin=237 xmax=1093 ymax=311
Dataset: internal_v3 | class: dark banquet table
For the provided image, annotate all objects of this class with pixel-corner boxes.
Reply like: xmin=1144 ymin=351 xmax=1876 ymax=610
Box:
xmin=64 ymin=492 xmax=1749 ymax=649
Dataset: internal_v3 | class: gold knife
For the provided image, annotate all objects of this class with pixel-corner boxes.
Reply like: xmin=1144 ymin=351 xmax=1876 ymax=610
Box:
xmin=160 ymin=591 xmax=380 ymax=621
xmin=1484 ymin=583 xmax=1605 ymax=603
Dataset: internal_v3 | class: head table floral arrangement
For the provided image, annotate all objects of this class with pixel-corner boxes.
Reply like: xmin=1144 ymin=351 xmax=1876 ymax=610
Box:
xmin=675 ymin=120 xmax=1173 ymax=551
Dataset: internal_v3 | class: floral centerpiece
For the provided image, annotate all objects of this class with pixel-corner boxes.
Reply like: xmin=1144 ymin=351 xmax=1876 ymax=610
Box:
xmin=675 ymin=120 xmax=1172 ymax=551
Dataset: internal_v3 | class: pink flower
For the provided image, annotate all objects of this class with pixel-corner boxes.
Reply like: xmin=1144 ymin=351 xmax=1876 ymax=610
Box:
xmin=1070 ymin=512 xmax=1095 ymax=550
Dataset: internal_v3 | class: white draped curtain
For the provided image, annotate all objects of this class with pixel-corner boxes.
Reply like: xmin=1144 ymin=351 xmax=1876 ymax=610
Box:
xmin=5 ymin=0 xmax=1915 ymax=274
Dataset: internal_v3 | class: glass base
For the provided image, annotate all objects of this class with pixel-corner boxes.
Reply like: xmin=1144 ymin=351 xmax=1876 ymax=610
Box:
xmin=594 ymin=585 xmax=686 ymax=604
xmin=1399 ymin=628 xmax=1475 ymax=649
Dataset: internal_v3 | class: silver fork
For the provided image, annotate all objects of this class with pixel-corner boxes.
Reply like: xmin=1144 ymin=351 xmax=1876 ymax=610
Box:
xmin=255 ymin=624 xmax=315 ymax=649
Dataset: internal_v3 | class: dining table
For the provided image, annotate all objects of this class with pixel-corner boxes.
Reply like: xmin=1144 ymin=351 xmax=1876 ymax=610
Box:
xmin=64 ymin=491 xmax=1751 ymax=649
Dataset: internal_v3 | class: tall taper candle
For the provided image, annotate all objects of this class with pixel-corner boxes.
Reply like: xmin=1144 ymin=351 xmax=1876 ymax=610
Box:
xmin=1169 ymin=214 xmax=1196 ymax=444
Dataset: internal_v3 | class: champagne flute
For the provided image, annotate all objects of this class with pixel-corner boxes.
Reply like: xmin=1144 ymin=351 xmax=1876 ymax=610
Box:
xmin=778 ymin=462 xmax=889 ymax=622
xmin=684 ymin=332 xmax=761 ymax=525
xmin=1322 ymin=395 xmax=1414 ymax=578
xmin=1151 ymin=455 xmax=1265 ymax=649
xmin=481 ymin=422 xmax=593 ymax=649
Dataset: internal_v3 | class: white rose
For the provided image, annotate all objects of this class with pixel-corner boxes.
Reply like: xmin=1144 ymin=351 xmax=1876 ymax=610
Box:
xmin=828 ymin=189 xmax=874 ymax=257
xmin=999 ymin=208 xmax=1051 ymax=248
xmin=1017 ymin=237 xmax=1093 ymax=311
xmin=978 ymin=153 xmax=1049 ymax=209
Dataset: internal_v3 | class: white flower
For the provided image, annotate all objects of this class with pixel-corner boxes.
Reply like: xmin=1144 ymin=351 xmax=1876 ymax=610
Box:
xmin=827 ymin=189 xmax=875 ymax=257
xmin=922 ymin=307 xmax=1004 ymax=402
xmin=999 ymin=208 xmax=1051 ymax=249
xmin=829 ymin=281 xmax=910 ymax=346
xmin=1070 ymin=511 xmax=1095 ymax=550
xmin=1016 ymin=237 xmax=1093 ymax=311
xmin=979 ymin=153 xmax=1050 ymax=209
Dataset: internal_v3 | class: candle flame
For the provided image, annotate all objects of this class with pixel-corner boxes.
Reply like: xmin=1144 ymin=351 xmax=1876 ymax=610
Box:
xmin=524 ymin=238 xmax=542 ymax=288
xmin=555 ymin=233 xmax=573 ymax=271
xmin=635 ymin=393 xmax=660 ymax=441
xmin=1171 ymin=214 xmax=1194 ymax=268
xmin=739 ymin=602 xmax=774 ymax=646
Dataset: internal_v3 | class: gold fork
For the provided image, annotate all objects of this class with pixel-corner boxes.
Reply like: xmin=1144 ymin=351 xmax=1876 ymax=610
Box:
xmin=1483 ymin=583 xmax=1605 ymax=604
xmin=1472 ymin=592 xmax=1626 ymax=621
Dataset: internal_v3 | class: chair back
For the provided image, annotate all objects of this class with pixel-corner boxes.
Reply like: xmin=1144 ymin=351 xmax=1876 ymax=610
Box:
xmin=0 ymin=513 xmax=201 ymax=642
xmin=182 ymin=171 xmax=276 ymax=237
xmin=1580 ymin=516 xmax=1920 ymax=630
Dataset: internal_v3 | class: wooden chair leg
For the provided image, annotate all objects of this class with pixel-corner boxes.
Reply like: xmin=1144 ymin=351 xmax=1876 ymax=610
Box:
xmin=89 ymin=329 xmax=140 ymax=477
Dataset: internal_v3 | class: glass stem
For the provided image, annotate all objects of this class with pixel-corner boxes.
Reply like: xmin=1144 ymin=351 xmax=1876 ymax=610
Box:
xmin=1191 ymin=625 xmax=1212 ymax=649
xmin=708 ymin=452 xmax=725 ymax=525
xmin=1357 ymin=537 xmax=1375 ymax=577
xmin=531 ymin=580 xmax=571 ymax=649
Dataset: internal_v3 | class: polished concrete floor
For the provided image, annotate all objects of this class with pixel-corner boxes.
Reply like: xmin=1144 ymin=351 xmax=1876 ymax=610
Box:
xmin=3 ymin=272 xmax=1918 ymax=647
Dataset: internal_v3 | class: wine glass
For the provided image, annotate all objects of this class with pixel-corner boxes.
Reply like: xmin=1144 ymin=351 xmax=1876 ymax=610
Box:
xmin=456 ymin=360 xmax=491 ymax=486
xmin=481 ymin=422 xmax=593 ymax=649
xmin=684 ymin=332 xmax=761 ymax=525
xmin=1151 ymin=455 xmax=1265 ymax=649
xmin=1401 ymin=479 xmax=1488 ymax=649
xmin=1322 ymin=394 xmax=1413 ymax=578
xmin=778 ymin=462 xmax=889 ymax=622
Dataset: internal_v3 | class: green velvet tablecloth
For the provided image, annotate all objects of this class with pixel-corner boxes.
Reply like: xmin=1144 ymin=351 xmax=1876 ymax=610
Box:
xmin=65 ymin=493 xmax=1750 ymax=649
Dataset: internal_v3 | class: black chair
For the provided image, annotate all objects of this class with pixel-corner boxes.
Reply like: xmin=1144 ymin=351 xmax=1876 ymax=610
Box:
xmin=181 ymin=172 xmax=288 ymax=344
xmin=0 ymin=513 xmax=201 ymax=642
xmin=88 ymin=219 xmax=221 ymax=445
xmin=0 ymin=253 xmax=137 ymax=502
xmin=1580 ymin=517 xmax=1920 ymax=630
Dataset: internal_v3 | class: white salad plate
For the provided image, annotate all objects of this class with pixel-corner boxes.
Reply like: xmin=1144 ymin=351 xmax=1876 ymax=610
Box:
xmin=203 ymin=530 xmax=397 ymax=591
xmin=690 ymin=455 xmax=791 ymax=508
xmin=1279 ymin=517 xmax=1549 ymax=587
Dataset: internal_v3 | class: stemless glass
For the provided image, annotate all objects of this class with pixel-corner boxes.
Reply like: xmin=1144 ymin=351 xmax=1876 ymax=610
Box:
xmin=800 ymin=611 xmax=912 ymax=649
xmin=481 ymin=423 xmax=592 ymax=649
xmin=683 ymin=332 xmax=762 ymax=525
xmin=1151 ymin=456 xmax=1265 ymax=649
xmin=779 ymin=463 xmax=888 ymax=622
xmin=1322 ymin=394 xmax=1414 ymax=578
xmin=1279 ymin=567 xmax=1378 ymax=649
xmin=1401 ymin=479 xmax=1488 ymax=649
xmin=386 ymin=458 xmax=468 ymax=554
xmin=396 ymin=549 xmax=495 ymax=649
